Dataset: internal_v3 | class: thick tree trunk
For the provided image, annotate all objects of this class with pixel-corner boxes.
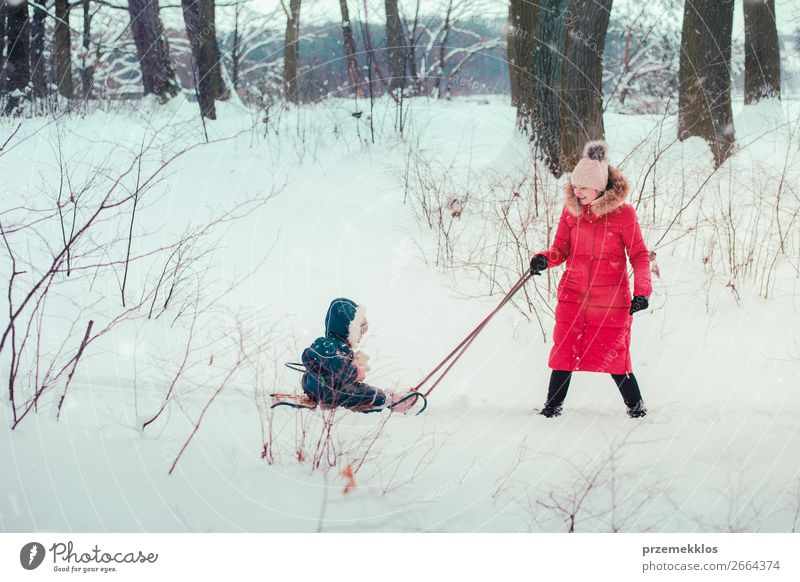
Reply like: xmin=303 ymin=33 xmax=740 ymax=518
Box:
xmin=282 ymin=0 xmax=301 ymax=103
xmin=53 ymin=0 xmax=73 ymax=98
xmin=559 ymin=0 xmax=612 ymax=171
xmin=128 ymin=0 xmax=178 ymax=101
xmin=129 ymin=0 xmax=179 ymax=100
xmin=182 ymin=0 xmax=220 ymax=117
xmin=508 ymin=0 xmax=539 ymax=123
xmin=743 ymin=0 xmax=780 ymax=103
xmin=339 ymin=0 xmax=364 ymax=97
xmin=678 ymin=0 xmax=735 ymax=167
xmin=384 ymin=0 xmax=405 ymax=91
xmin=30 ymin=0 xmax=46 ymax=98
xmin=531 ymin=0 xmax=569 ymax=176
xmin=4 ymin=0 xmax=30 ymax=114
xmin=206 ymin=0 xmax=228 ymax=100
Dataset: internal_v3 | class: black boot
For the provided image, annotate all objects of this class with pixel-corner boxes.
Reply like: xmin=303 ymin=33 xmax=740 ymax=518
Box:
xmin=626 ymin=400 xmax=647 ymax=418
xmin=612 ymin=373 xmax=646 ymax=418
xmin=539 ymin=370 xmax=571 ymax=418
xmin=540 ymin=404 xmax=563 ymax=418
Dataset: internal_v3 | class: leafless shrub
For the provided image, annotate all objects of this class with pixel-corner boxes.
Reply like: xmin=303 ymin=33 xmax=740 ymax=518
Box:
xmin=372 ymin=427 xmax=449 ymax=495
xmin=168 ymin=321 xmax=250 ymax=475
xmin=492 ymin=429 xmax=669 ymax=532
xmin=399 ymin=140 xmax=468 ymax=267
xmin=398 ymin=135 xmax=561 ymax=339
xmin=399 ymin=105 xmax=800 ymax=327
xmin=790 ymin=478 xmax=800 ymax=533
xmin=0 ymin=121 xmax=279 ymax=429
xmin=261 ymin=397 xmax=432 ymax=480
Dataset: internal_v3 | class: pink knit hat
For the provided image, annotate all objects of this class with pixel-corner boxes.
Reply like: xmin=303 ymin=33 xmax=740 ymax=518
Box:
xmin=570 ymin=140 xmax=609 ymax=191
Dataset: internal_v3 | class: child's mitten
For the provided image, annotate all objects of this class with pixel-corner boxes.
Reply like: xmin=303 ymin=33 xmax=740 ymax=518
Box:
xmin=353 ymin=350 xmax=371 ymax=372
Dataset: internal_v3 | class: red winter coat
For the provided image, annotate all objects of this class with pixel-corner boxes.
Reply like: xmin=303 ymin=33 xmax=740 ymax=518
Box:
xmin=535 ymin=168 xmax=652 ymax=374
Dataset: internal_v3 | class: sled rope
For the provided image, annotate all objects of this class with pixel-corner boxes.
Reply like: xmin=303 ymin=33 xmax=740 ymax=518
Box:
xmin=413 ymin=271 xmax=532 ymax=398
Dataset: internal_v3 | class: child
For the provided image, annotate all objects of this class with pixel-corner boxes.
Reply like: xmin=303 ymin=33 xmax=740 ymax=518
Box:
xmin=529 ymin=140 xmax=652 ymax=419
xmin=301 ymin=297 xmax=412 ymax=412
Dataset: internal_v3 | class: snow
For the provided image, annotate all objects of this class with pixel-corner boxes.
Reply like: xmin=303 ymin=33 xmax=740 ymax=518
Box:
xmin=1 ymin=93 xmax=800 ymax=533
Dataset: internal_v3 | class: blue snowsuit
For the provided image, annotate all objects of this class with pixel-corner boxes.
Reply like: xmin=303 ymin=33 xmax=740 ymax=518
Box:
xmin=301 ymin=298 xmax=387 ymax=409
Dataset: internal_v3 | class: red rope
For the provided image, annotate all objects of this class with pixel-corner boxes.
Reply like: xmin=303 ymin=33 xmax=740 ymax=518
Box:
xmin=412 ymin=271 xmax=533 ymax=398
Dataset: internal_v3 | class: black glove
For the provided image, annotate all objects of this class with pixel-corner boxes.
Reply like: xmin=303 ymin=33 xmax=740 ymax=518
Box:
xmin=530 ymin=254 xmax=548 ymax=276
xmin=630 ymin=295 xmax=649 ymax=315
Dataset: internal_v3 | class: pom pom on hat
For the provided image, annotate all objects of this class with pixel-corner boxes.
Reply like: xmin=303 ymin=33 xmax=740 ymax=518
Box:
xmin=571 ymin=139 xmax=610 ymax=191
xmin=583 ymin=140 xmax=608 ymax=162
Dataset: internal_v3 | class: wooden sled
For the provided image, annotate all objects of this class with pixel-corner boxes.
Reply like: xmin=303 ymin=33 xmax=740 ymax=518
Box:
xmin=270 ymin=392 xmax=375 ymax=412
xmin=270 ymin=391 xmax=427 ymax=415
xmin=270 ymin=392 xmax=324 ymax=411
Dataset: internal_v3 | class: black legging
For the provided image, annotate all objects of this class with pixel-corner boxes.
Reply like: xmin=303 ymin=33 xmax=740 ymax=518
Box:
xmin=545 ymin=369 xmax=643 ymax=408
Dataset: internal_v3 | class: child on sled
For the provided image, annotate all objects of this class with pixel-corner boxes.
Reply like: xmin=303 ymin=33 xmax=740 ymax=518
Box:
xmin=301 ymin=297 xmax=416 ymax=413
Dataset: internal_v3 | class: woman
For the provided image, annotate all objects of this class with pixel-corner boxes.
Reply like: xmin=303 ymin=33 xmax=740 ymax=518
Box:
xmin=529 ymin=140 xmax=652 ymax=418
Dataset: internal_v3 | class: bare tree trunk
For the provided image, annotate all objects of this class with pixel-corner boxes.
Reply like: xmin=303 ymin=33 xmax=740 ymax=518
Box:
xmin=206 ymin=0 xmax=228 ymax=100
xmin=339 ymin=0 xmax=364 ymax=98
xmin=531 ymin=0 xmax=568 ymax=176
xmin=359 ymin=0 xmax=376 ymax=141
xmin=282 ymin=0 xmax=301 ymax=103
xmin=433 ymin=0 xmax=453 ymax=99
xmin=508 ymin=0 xmax=539 ymax=123
xmin=743 ymin=0 xmax=780 ymax=103
xmin=53 ymin=0 xmax=73 ymax=98
xmin=181 ymin=0 xmax=219 ymax=117
xmin=384 ymin=0 xmax=405 ymax=92
xmin=506 ymin=3 xmax=518 ymax=107
xmin=678 ymin=0 xmax=735 ymax=167
xmin=559 ymin=0 xmax=612 ymax=171
xmin=408 ymin=0 xmax=421 ymax=95
xmin=0 ymin=5 xmax=6 ymax=98
xmin=30 ymin=0 xmax=46 ymax=99
xmin=80 ymin=0 xmax=93 ymax=99
xmin=231 ymin=1 xmax=240 ymax=90
xmin=3 ymin=0 xmax=30 ymax=115
xmin=128 ymin=0 xmax=179 ymax=100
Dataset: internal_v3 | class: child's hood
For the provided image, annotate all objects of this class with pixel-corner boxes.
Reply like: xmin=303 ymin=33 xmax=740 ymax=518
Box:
xmin=324 ymin=297 xmax=367 ymax=346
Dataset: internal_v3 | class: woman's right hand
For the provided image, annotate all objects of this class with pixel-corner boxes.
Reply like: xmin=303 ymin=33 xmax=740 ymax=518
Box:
xmin=629 ymin=295 xmax=649 ymax=315
xmin=530 ymin=254 xmax=548 ymax=276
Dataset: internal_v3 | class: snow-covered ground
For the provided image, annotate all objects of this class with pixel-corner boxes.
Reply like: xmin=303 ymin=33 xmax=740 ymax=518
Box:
xmin=1 ymin=94 xmax=800 ymax=533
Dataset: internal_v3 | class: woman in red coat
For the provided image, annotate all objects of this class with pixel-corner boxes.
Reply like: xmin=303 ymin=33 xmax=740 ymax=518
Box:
xmin=529 ymin=140 xmax=652 ymax=418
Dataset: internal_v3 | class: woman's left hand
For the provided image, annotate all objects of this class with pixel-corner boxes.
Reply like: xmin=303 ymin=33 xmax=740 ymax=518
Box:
xmin=630 ymin=295 xmax=649 ymax=315
xmin=529 ymin=254 xmax=548 ymax=276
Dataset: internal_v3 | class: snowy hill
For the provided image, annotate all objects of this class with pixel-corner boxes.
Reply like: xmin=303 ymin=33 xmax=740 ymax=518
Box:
xmin=1 ymin=93 xmax=799 ymax=533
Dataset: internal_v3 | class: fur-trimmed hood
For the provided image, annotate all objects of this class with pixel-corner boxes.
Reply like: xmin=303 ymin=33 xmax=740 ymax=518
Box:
xmin=324 ymin=297 xmax=367 ymax=347
xmin=564 ymin=166 xmax=629 ymax=218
